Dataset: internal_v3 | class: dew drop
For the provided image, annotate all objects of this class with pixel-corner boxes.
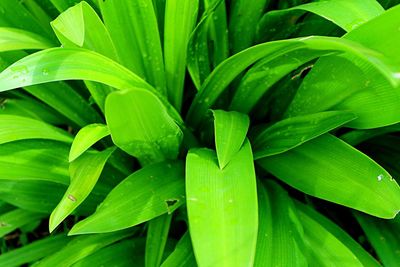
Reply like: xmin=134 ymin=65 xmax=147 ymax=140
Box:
xmin=377 ymin=174 xmax=384 ymax=181
xmin=228 ymin=199 xmax=233 ymax=203
xmin=42 ymin=68 xmax=49 ymax=76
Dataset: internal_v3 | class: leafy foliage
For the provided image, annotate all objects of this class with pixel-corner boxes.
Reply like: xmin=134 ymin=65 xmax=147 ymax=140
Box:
xmin=0 ymin=0 xmax=400 ymax=266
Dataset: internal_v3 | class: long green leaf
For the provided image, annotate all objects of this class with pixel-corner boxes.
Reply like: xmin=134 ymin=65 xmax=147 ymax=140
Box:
xmin=164 ymin=0 xmax=198 ymax=110
xmin=0 ymin=48 xmax=182 ymax=124
xmin=0 ymin=179 xmax=102 ymax=215
xmin=0 ymin=47 xmax=150 ymax=92
xmin=252 ymin=111 xmax=356 ymax=159
xmin=49 ymin=148 xmax=115 ymax=232
xmin=281 ymin=0 xmax=384 ymax=32
xmin=296 ymin=202 xmax=381 ymax=267
xmin=0 ymin=234 xmax=68 ymax=267
xmin=72 ymin=238 xmax=146 ymax=267
xmin=0 ymin=97 xmax=67 ymax=125
xmin=145 ymin=214 xmax=172 ymax=267
xmin=69 ymin=123 xmax=110 ymax=162
xmin=51 ymin=1 xmax=119 ymax=111
xmin=0 ymin=50 xmax=102 ymax=127
xmin=286 ymin=5 xmax=400 ymax=129
xmin=0 ymin=140 xmax=70 ymax=185
xmin=0 ymin=27 xmax=54 ymax=52
xmin=161 ymin=232 xmax=196 ymax=267
xmin=186 ymin=36 xmax=400 ymax=128
xmin=212 ymin=110 xmax=249 ymax=169
xmin=186 ymin=140 xmax=258 ymax=267
xmin=228 ymin=0 xmax=269 ymax=53
xmin=99 ymin=0 xmax=166 ymax=94
xmin=340 ymin=123 xmax=400 ymax=146
xmin=105 ymin=88 xmax=183 ymax=165
xmin=187 ymin=0 xmax=225 ymax=90
xmin=0 ymin=0 xmax=55 ymax=41
xmin=355 ymin=212 xmax=400 ymax=267
xmin=254 ymin=180 xmax=307 ymax=266
xmin=69 ymin=161 xmax=185 ymax=235
xmin=0 ymin=209 xmax=45 ymax=238
xmin=0 ymin=115 xmax=72 ymax=145
xmin=258 ymin=134 xmax=400 ymax=218
xmin=35 ymin=230 xmax=131 ymax=267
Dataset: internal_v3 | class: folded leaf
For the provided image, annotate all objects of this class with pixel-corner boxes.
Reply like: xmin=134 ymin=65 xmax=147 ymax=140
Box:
xmin=69 ymin=161 xmax=185 ymax=235
xmin=105 ymin=88 xmax=183 ymax=165
xmin=50 ymin=147 xmax=115 ymax=232
xmin=69 ymin=123 xmax=110 ymax=162
xmin=186 ymin=140 xmax=258 ymax=267
xmin=253 ymin=111 xmax=356 ymax=159
xmin=213 ymin=110 xmax=249 ymax=168
xmin=258 ymin=134 xmax=400 ymax=218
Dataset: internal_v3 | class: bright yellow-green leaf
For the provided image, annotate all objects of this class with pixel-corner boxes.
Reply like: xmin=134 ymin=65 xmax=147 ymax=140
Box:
xmin=284 ymin=0 xmax=384 ymax=32
xmin=212 ymin=110 xmax=249 ymax=169
xmin=164 ymin=0 xmax=198 ymax=110
xmin=0 ymin=27 xmax=54 ymax=52
xmin=187 ymin=36 xmax=400 ymax=128
xmin=253 ymin=111 xmax=356 ymax=159
xmin=0 ymin=234 xmax=68 ymax=267
xmin=258 ymin=134 xmax=400 ymax=218
xmin=286 ymin=5 xmax=400 ymax=129
xmin=296 ymin=202 xmax=380 ymax=267
xmin=35 ymin=230 xmax=132 ymax=267
xmin=50 ymin=147 xmax=115 ymax=232
xmin=161 ymin=232 xmax=196 ymax=267
xmin=0 ymin=209 xmax=45 ymax=238
xmin=105 ymin=89 xmax=183 ymax=165
xmin=186 ymin=140 xmax=258 ymax=267
xmin=0 ymin=115 xmax=72 ymax=145
xmin=69 ymin=123 xmax=110 ymax=162
xmin=69 ymin=161 xmax=185 ymax=235
xmin=254 ymin=180 xmax=307 ymax=266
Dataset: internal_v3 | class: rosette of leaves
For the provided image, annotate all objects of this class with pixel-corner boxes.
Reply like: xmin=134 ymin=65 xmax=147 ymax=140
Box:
xmin=0 ymin=0 xmax=400 ymax=266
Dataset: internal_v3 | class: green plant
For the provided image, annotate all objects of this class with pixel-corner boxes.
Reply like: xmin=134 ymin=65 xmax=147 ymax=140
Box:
xmin=0 ymin=0 xmax=400 ymax=266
